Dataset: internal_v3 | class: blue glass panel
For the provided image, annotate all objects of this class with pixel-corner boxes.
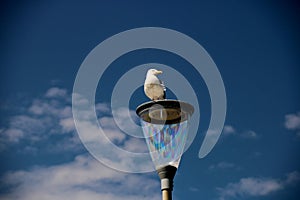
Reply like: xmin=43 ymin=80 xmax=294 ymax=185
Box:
xmin=141 ymin=120 xmax=188 ymax=169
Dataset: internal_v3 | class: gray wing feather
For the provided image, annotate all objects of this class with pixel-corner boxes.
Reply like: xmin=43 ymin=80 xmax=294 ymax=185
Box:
xmin=159 ymin=80 xmax=166 ymax=91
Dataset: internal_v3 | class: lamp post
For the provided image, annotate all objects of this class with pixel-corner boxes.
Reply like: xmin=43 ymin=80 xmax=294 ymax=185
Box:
xmin=136 ymin=100 xmax=194 ymax=200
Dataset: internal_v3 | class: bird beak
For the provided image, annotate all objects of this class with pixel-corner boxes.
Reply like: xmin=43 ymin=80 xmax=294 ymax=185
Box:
xmin=155 ymin=70 xmax=163 ymax=74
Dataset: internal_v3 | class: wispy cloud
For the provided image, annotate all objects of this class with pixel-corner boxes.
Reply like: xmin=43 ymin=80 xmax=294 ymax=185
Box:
xmin=45 ymin=87 xmax=68 ymax=99
xmin=1 ymin=115 xmax=51 ymax=143
xmin=217 ymin=171 xmax=300 ymax=200
xmin=1 ymin=87 xmax=153 ymax=172
xmin=284 ymin=112 xmax=300 ymax=136
xmin=73 ymin=92 xmax=153 ymax=172
xmin=0 ymin=88 xmax=112 ymax=151
xmin=0 ymin=154 xmax=160 ymax=200
xmin=222 ymin=125 xmax=258 ymax=139
xmin=0 ymin=85 xmax=160 ymax=198
xmin=285 ymin=171 xmax=300 ymax=184
xmin=240 ymin=130 xmax=258 ymax=139
xmin=95 ymin=103 xmax=110 ymax=114
xmin=123 ymin=137 xmax=148 ymax=153
xmin=28 ymin=99 xmax=72 ymax=117
xmin=0 ymin=87 xmax=77 ymax=151
xmin=0 ymin=128 xmax=24 ymax=143
xmin=223 ymin=125 xmax=236 ymax=135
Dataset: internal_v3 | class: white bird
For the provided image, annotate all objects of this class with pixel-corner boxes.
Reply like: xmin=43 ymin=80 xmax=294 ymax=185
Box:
xmin=144 ymin=69 xmax=166 ymax=101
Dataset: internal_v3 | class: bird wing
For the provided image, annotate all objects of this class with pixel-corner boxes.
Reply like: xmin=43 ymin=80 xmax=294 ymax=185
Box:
xmin=159 ymin=80 xmax=166 ymax=99
xmin=144 ymin=83 xmax=165 ymax=100
xmin=159 ymin=80 xmax=166 ymax=91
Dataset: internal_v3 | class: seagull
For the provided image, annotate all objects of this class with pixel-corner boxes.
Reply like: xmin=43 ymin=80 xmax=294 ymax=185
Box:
xmin=144 ymin=69 xmax=166 ymax=101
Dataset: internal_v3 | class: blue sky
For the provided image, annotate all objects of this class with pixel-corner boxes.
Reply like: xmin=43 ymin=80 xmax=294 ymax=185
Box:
xmin=1 ymin=1 xmax=300 ymax=200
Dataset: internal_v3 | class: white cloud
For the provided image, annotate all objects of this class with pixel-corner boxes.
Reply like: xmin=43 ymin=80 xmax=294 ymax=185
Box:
xmin=59 ymin=117 xmax=75 ymax=133
xmin=0 ymin=154 xmax=160 ymax=200
xmin=0 ymin=87 xmax=75 ymax=151
xmin=218 ymin=177 xmax=282 ymax=199
xmin=1 ymin=128 xmax=24 ymax=143
xmin=217 ymin=171 xmax=300 ymax=200
xmin=6 ymin=115 xmax=52 ymax=142
xmin=98 ymin=116 xmax=118 ymax=129
xmin=46 ymin=135 xmax=83 ymax=153
xmin=75 ymin=111 xmax=155 ymax=172
xmin=72 ymin=93 xmax=89 ymax=105
xmin=285 ymin=112 xmax=300 ymax=136
xmin=241 ymin=130 xmax=258 ymax=139
xmin=59 ymin=106 xmax=72 ymax=118
xmin=285 ymin=171 xmax=300 ymax=184
xmin=28 ymin=99 xmax=72 ymax=118
xmin=123 ymin=137 xmax=148 ymax=153
xmin=221 ymin=125 xmax=258 ymax=139
xmin=98 ymin=117 xmax=126 ymax=143
xmin=112 ymin=107 xmax=141 ymax=136
xmin=45 ymin=87 xmax=68 ymax=98
xmin=1 ymin=87 xmax=153 ymax=172
xmin=223 ymin=125 xmax=235 ymax=135
xmin=95 ymin=103 xmax=110 ymax=114
xmin=28 ymin=101 xmax=47 ymax=115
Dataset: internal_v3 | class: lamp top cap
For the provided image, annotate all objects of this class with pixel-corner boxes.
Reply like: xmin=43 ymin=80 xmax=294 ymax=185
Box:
xmin=136 ymin=100 xmax=194 ymax=124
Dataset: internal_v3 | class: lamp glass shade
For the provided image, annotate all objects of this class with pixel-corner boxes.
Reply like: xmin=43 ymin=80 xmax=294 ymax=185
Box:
xmin=141 ymin=119 xmax=189 ymax=169
xmin=136 ymin=100 xmax=194 ymax=169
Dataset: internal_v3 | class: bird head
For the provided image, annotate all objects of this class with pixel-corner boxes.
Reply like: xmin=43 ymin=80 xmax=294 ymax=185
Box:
xmin=147 ymin=69 xmax=163 ymax=76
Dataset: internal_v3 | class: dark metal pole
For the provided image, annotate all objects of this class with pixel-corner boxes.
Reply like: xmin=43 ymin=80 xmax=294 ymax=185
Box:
xmin=157 ymin=165 xmax=177 ymax=200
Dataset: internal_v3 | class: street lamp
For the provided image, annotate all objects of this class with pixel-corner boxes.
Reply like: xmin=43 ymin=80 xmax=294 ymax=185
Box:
xmin=136 ymin=100 xmax=194 ymax=200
